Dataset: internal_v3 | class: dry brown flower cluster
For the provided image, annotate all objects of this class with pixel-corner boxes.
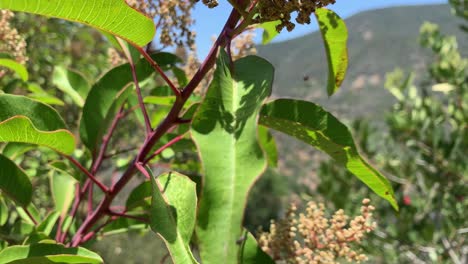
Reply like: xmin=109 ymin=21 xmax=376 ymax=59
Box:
xmin=258 ymin=199 xmax=376 ymax=264
xmin=126 ymin=0 xmax=196 ymax=48
xmin=255 ymin=0 xmax=337 ymax=32
xmin=0 ymin=10 xmax=28 ymax=78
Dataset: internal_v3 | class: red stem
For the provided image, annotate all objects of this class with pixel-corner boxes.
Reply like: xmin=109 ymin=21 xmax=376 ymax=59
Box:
xmin=137 ymin=47 xmax=181 ymax=97
xmin=129 ymin=61 xmax=153 ymax=134
xmin=65 ymin=156 xmax=108 ymax=193
xmin=143 ymin=133 xmax=186 ymax=164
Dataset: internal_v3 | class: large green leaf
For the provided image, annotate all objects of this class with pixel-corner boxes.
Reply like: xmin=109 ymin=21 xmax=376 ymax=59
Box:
xmin=315 ymin=8 xmax=349 ymax=96
xmin=191 ymin=51 xmax=273 ymax=264
xmin=0 ymin=242 xmax=103 ymax=264
xmin=0 ymin=154 xmax=32 ymax=206
xmin=259 ymin=99 xmax=398 ymax=210
xmin=0 ymin=0 xmax=155 ymax=47
xmin=239 ymin=231 xmax=274 ymax=264
xmin=150 ymin=172 xmax=198 ymax=264
xmin=0 ymin=117 xmax=75 ymax=155
xmin=80 ymin=53 xmax=180 ymax=151
xmin=0 ymin=59 xmax=28 ymax=81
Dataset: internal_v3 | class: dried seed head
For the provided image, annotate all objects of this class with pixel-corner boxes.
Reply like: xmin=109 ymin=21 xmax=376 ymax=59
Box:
xmin=258 ymin=199 xmax=376 ymax=263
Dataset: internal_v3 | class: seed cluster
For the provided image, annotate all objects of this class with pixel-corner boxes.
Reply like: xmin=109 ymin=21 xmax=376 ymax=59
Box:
xmin=255 ymin=0 xmax=337 ymax=32
xmin=0 ymin=10 xmax=28 ymax=78
xmin=258 ymin=199 xmax=376 ymax=264
xmin=126 ymin=0 xmax=196 ymax=48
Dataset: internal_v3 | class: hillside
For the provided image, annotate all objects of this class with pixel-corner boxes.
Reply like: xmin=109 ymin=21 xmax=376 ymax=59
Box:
xmin=257 ymin=4 xmax=467 ymax=118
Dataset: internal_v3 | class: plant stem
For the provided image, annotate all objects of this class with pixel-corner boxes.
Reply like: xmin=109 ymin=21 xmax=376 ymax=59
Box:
xmin=65 ymin=156 xmax=108 ymax=193
xmin=129 ymin=61 xmax=153 ymax=134
xmin=137 ymin=47 xmax=181 ymax=98
xmin=143 ymin=133 xmax=186 ymax=164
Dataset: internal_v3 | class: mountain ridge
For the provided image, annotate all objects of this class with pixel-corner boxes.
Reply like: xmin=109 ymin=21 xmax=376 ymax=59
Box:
xmin=257 ymin=4 xmax=467 ymax=118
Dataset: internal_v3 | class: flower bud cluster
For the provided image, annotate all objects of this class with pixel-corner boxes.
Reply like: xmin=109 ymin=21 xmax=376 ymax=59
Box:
xmin=258 ymin=199 xmax=376 ymax=263
xmin=126 ymin=0 xmax=196 ymax=49
xmin=0 ymin=10 xmax=28 ymax=78
xmin=255 ymin=0 xmax=337 ymax=32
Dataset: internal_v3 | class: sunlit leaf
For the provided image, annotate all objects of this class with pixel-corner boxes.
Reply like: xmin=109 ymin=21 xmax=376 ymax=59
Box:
xmin=259 ymin=99 xmax=398 ymax=210
xmin=52 ymin=66 xmax=89 ymax=107
xmin=191 ymin=51 xmax=273 ymax=264
xmin=260 ymin=20 xmax=281 ymax=45
xmin=0 ymin=0 xmax=155 ymax=47
xmin=315 ymin=8 xmax=349 ymax=96
xmin=0 ymin=58 xmax=28 ymax=81
xmin=0 ymin=116 xmax=75 ymax=155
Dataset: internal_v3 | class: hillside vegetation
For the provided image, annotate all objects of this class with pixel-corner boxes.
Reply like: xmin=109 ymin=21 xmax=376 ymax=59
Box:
xmin=258 ymin=4 xmax=467 ymax=118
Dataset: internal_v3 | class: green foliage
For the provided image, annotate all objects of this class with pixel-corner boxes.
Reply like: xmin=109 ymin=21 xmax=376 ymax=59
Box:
xmin=191 ymin=51 xmax=273 ymax=264
xmin=316 ymin=19 xmax=467 ymax=263
xmin=150 ymin=172 xmax=198 ymax=264
xmin=0 ymin=0 xmax=155 ymax=46
xmin=0 ymin=154 xmax=32 ymax=206
xmin=0 ymin=59 xmax=28 ymax=81
xmin=259 ymin=99 xmax=397 ymax=209
xmin=0 ymin=2 xmax=399 ymax=263
xmin=0 ymin=242 xmax=103 ymax=263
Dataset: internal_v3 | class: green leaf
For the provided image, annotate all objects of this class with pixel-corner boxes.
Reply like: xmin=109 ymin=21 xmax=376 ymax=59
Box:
xmin=0 ymin=94 xmax=67 ymax=131
xmin=37 ymin=211 xmax=60 ymax=237
xmin=259 ymin=99 xmax=398 ymax=210
xmin=258 ymin=126 xmax=278 ymax=167
xmin=150 ymin=171 xmax=198 ymax=264
xmin=2 ymin=143 xmax=35 ymax=160
xmin=0 ymin=116 xmax=75 ymax=155
xmin=52 ymin=67 xmax=89 ymax=107
xmin=172 ymin=67 xmax=188 ymax=87
xmin=26 ymin=83 xmax=65 ymax=106
xmin=0 ymin=154 xmax=32 ymax=206
xmin=102 ymin=217 xmax=147 ymax=236
xmin=50 ymin=171 xmax=77 ymax=218
xmin=0 ymin=197 xmax=8 ymax=226
xmin=0 ymin=242 xmax=103 ymax=264
xmin=80 ymin=53 xmax=179 ymax=151
xmin=0 ymin=59 xmax=28 ymax=81
xmin=0 ymin=0 xmax=155 ymax=47
xmin=315 ymin=8 xmax=349 ymax=96
xmin=260 ymin=20 xmax=281 ymax=45
xmin=239 ymin=230 xmax=274 ymax=264
xmin=143 ymin=96 xmax=177 ymax=106
xmin=191 ymin=51 xmax=273 ymax=264
xmin=126 ymin=181 xmax=152 ymax=211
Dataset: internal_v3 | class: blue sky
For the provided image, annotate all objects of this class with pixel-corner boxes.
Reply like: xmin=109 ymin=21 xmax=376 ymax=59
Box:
xmin=191 ymin=0 xmax=446 ymax=58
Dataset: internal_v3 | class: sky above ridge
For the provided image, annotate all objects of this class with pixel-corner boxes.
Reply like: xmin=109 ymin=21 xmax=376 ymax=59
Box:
xmin=190 ymin=0 xmax=447 ymax=58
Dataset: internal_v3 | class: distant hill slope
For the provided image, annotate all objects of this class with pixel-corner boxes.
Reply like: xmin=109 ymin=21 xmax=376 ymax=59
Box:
xmin=257 ymin=4 xmax=467 ymax=118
